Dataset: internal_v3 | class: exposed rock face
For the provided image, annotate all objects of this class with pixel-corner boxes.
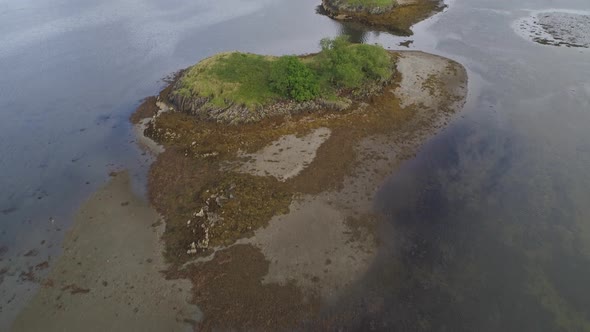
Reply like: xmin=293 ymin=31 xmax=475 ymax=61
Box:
xmin=168 ymin=90 xmax=351 ymax=125
xmin=168 ymin=68 xmax=393 ymax=125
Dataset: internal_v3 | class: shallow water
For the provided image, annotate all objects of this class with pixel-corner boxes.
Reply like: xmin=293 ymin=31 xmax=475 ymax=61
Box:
xmin=1 ymin=0 xmax=589 ymax=329
xmin=366 ymin=0 xmax=590 ymax=330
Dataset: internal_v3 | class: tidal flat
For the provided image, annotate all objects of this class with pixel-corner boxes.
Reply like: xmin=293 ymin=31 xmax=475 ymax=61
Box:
xmin=134 ymin=50 xmax=468 ymax=330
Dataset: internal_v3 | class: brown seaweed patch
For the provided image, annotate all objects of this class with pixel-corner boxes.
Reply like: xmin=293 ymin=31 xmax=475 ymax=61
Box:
xmin=148 ymin=147 xmax=292 ymax=262
xmin=19 ymin=267 xmax=36 ymax=282
xmin=129 ymin=97 xmax=158 ymax=124
xmin=0 ymin=267 xmax=9 ymax=285
xmin=23 ymin=249 xmax=39 ymax=257
xmin=61 ymin=283 xmax=91 ymax=295
xmin=148 ymin=149 xmax=217 ymax=264
xmin=196 ymin=172 xmax=292 ymax=247
xmin=344 ymin=213 xmax=379 ymax=245
xmin=144 ymin=110 xmax=323 ymax=160
xmin=180 ymin=244 xmax=319 ymax=331
xmin=284 ymin=96 xmax=418 ymax=194
xmin=35 ymin=261 xmax=50 ymax=271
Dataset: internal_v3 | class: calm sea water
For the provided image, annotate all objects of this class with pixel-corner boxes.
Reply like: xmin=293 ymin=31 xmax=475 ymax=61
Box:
xmin=1 ymin=0 xmax=589 ymax=329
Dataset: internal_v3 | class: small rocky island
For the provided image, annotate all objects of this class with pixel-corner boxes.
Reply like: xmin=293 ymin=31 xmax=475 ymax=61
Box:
xmin=166 ymin=37 xmax=396 ymax=124
xmin=321 ymin=0 xmax=445 ymax=35
xmin=132 ymin=37 xmax=468 ymax=330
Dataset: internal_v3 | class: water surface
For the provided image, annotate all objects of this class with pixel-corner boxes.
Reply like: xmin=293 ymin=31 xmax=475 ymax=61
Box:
xmin=1 ymin=0 xmax=589 ymax=330
xmin=364 ymin=0 xmax=590 ymax=330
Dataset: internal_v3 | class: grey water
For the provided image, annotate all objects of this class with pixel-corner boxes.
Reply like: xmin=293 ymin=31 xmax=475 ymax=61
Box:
xmin=0 ymin=0 xmax=589 ymax=330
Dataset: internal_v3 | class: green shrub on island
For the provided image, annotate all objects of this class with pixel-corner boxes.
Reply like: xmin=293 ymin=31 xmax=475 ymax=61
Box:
xmin=315 ymin=36 xmax=393 ymax=89
xmin=175 ymin=37 xmax=394 ymax=109
xmin=269 ymin=56 xmax=320 ymax=102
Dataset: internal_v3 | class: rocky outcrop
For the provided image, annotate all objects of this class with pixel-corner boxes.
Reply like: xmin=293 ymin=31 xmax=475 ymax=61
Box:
xmin=320 ymin=0 xmax=445 ymax=36
xmin=167 ymin=69 xmax=394 ymax=125
xmin=168 ymin=91 xmax=351 ymax=125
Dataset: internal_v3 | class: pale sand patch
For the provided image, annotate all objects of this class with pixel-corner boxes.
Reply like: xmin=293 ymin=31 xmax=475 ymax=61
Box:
xmin=244 ymin=195 xmax=375 ymax=301
xmin=395 ymin=51 xmax=466 ymax=110
xmin=241 ymin=136 xmax=403 ymax=303
xmin=238 ymin=127 xmax=331 ymax=181
xmin=132 ymin=101 xmax=170 ymax=155
xmin=134 ymin=118 xmax=164 ymax=154
xmin=12 ymin=172 xmax=199 ymax=332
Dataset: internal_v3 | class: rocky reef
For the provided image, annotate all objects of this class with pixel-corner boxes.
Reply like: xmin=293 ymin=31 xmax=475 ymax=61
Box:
xmin=169 ymin=89 xmax=352 ymax=124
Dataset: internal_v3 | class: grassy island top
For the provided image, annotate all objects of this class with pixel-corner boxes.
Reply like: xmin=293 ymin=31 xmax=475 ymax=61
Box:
xmin=174 ymin=37 xmax=395 ymax=109
xmin=339 ymin=0 xmax=397 ymax=9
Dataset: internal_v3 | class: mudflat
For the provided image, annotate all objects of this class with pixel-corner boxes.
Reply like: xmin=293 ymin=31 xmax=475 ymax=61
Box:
xmin=12 ymin=172 xmax=199 ymax=332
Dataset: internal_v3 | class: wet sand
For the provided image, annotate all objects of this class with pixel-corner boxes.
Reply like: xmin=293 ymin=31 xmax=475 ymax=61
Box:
xmin=12 ymin=172 xmax=199 ymax=331
xmin=238 ymin=127 xmax=332 ymax=181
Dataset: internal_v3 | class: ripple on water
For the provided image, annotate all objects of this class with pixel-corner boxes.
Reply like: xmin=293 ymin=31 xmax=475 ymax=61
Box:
xmin=513 ymin=10 xmax=590 ymax=48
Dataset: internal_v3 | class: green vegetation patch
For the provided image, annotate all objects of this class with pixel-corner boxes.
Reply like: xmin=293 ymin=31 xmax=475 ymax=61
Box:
xmin=340 ymin=0 xmax=397 ymax=9
xmin=269 ymin=56 xmax=321 ymax=102
xmin=176 ymin=52 xmax=279 ymax=109
xmin=174 ymin=37 xmax=394 ymax=110
xmin=315 ymin=37 xmax=393 ymax=89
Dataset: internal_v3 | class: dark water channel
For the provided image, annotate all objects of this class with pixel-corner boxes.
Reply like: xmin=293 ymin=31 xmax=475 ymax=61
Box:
xmin=1 ymin=0 xmax=589 ymax=330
